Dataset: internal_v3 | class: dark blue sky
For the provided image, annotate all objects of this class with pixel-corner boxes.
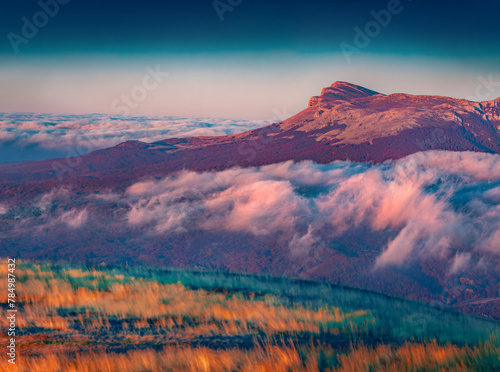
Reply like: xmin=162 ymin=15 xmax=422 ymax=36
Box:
xmin=1 ymin=0 xmax=499 ymax=57
xmin=1 ymin=0 xmax=500 ymax=118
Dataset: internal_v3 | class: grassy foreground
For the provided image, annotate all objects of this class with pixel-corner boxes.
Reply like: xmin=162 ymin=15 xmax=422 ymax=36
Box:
xmin=1 ymin=260 xmax=499 ymax=371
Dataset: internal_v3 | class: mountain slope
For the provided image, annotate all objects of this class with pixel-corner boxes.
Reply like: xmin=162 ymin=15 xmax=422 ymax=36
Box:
xmin=9 ymin=261 xmax=500 ymax=371
xmin=2 ymin=82 xmax=500 ymax=320
xmin=1 ymin=82 xmax=500 ymax=196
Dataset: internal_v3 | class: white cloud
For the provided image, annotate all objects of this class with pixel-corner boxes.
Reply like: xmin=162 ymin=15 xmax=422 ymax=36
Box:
xmin=117 ymin=151 xmax=500 ymax=272
xmin=0 ymin=113 xmax=265 ymax=162
xmin=6 ymin=150 xmax=500 ymax=275
xmin=58 ymin=209 xmax=88 ymax=229
xmin=0 ymin=204 xmax=8 ymax=215
xmin=450 ymin=253 xmax=472 ymax=274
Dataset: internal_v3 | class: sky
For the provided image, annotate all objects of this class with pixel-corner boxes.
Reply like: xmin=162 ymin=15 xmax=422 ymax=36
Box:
xmin=1 ymin=0 xmax=500 ymax=119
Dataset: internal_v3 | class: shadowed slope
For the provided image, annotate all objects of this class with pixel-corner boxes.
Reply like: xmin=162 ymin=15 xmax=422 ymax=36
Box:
xmin=1 ymin=82 xmax=499 ymax=200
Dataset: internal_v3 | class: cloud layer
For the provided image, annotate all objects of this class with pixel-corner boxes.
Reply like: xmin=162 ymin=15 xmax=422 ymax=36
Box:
xmin=0 ymin=113 xmax=265 ymax=162
xmin=4 ymin=151 xmax=500 ymax=275
xmin=121 ymin=151 xmax=500 ymax=270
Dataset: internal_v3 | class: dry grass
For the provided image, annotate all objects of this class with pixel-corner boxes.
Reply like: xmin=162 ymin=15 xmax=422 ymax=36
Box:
xmin=3 ymin=343 xmax=304 ymax=372
xmin=335 ymin=339 xmax=500 ymax=372
xmin=0 ymin=262 xmax=371 ymax=349
xmin=3 ymin=339 xmax=500 ymax=372
xmin=2 ymin=261 xmax=499 ymax=371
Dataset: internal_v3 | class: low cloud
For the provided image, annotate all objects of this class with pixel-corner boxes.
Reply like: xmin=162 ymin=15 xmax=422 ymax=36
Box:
xmin=58 ymin=209 xmax=88 ymax=229
xmin=119 ymin=151 xmax=500 ymax=272
xmin=450 ymin=253 xmax=472 ymax=274
xmin=3 ymin=151 xmax=500 ymax=275
xmin=0 ymin=113 xmax=265 ymax=162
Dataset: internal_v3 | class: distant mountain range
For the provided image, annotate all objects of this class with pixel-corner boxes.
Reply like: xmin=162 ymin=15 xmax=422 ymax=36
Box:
xmin=1 ymin=81 xmax=500 ymax=198
xmin=2 ymin=82 xmax=500 ymax=320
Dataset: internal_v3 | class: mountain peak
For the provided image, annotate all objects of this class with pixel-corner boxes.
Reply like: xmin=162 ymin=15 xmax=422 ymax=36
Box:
xmin=309 ymin=81 xmax=381 ymax=107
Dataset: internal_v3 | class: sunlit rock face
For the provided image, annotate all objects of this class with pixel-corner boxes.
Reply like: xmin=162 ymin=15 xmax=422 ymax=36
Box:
xmin=1 ymin=82 xmax=500 ymax=319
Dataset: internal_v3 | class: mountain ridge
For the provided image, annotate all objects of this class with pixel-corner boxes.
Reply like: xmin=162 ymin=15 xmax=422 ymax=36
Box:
xmin=1 ymin=81 xmax=499 ymax=200
xmin=2 ymin=82 xmax=500 ymax=320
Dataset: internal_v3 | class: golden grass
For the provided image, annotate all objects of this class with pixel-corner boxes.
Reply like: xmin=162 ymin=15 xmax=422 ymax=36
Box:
xmin=335 ymin=340 xmax=500 ymax=372
xmin=3 ymin=344 xmax=305 ymax=372
xmin=2 ymin=262 xmax=498 ymax=371
xmin=0 ymin=262 xmax=371 ymax=349
xmin=3 ymin=339 xmax=499 ymax=372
